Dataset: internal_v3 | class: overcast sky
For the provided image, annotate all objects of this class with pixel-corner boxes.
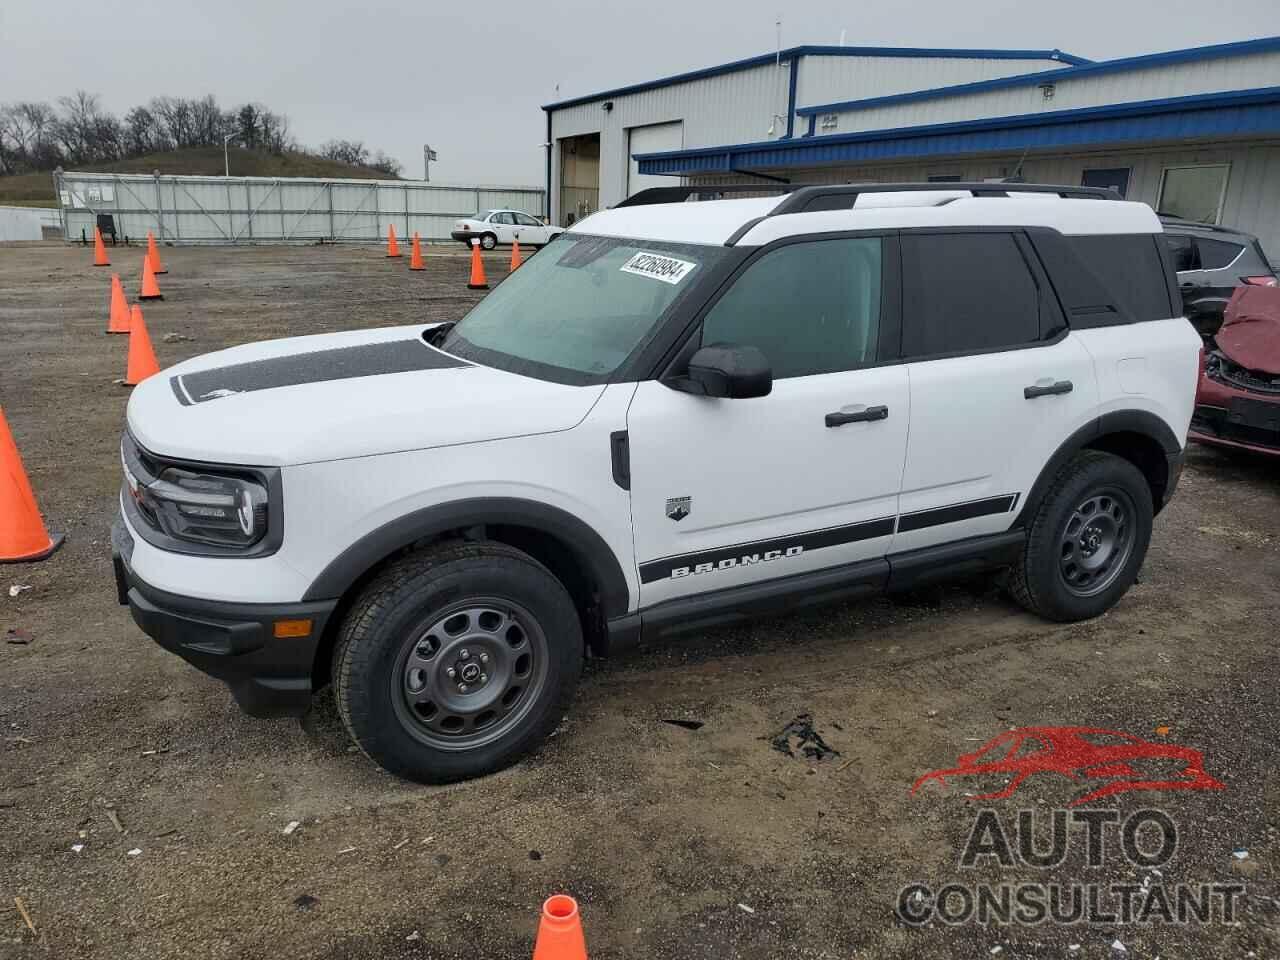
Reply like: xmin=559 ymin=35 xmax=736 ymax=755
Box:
xmin=2 ymin=0 xmax=1275 ymax=186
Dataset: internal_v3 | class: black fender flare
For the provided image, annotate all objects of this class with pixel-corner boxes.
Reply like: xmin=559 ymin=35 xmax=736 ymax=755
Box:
xmin=1012 ymin=410 xmax=1182 ymax=528
xmin=302 ymin=497 xmax=632 ymax=619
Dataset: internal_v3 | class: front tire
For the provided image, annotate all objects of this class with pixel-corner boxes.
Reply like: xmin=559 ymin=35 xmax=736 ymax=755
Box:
xmin=333 ymin=541 xmax=583 ymax=783
xmin=1009 ymin=451 xmax=1153 ymax=622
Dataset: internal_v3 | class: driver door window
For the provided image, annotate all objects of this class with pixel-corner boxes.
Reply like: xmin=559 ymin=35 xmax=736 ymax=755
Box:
xmin=700 ymin=237 xmax=884 ymax=376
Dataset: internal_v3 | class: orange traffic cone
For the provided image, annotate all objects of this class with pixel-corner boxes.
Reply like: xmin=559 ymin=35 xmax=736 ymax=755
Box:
xmin=93 ymin=227 xmax=110 ymax=267
xmin=510 ymin=237 xmax=523 ymax=272
xmin=386 ymin=224 xmax=402 ymax=258
xmin=532 ymin=895 xmax=587 ymax=960
xmin=139 ymin=255 xmax=163 ymax=301
xmin=467 ymin=240 xmax=489 ymax=290
xmin=107 ymin=274 xmax=131 ymax=334
xmin=146 ymin=231 xmax=166 ymax=274
xmin=125 ymin=305 xmax=160 ymax=386
xmin=0 ymin=408 xmax=64 ymax=563
xmin=409 ymin=232 xmax=425 ymax=271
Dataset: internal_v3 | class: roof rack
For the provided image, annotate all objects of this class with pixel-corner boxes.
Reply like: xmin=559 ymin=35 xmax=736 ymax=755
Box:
xmin=614 ymin=183 xmax=799 ymax=208
xmin=771 ymin=182 xmax=1121 ymax=214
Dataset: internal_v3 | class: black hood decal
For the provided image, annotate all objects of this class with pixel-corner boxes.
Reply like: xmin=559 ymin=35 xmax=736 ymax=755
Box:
xmin=170 ymin=339 xmax=470 ymax=405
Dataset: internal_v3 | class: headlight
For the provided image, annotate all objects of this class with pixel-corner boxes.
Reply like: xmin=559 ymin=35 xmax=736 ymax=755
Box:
xmin=121 ymin=433 xmax=280 ymax=556
xmin=145 ymin=468 xmax=269 ymax=548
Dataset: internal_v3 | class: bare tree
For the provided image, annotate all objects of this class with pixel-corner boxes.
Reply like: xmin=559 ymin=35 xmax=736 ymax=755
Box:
xmin=319 ymin=138 xmax=369 ymax=166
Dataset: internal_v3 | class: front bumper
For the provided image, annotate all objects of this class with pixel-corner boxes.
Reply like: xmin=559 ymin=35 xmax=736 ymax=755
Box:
xmin=1191 ymin=369 xmax=1280 ymax=455
xmin=112 ymin=518 xmax=338 ymax=717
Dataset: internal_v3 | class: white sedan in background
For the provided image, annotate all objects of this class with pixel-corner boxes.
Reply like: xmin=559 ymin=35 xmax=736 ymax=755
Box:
xmin=450 ymin=210 xmax=563 ymax=249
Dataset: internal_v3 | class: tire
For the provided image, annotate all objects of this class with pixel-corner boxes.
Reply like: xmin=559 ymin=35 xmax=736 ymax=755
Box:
xmin=1009 ymin=450 xmax=1153 ymax=622
xmin=480 ymin=232 xmax=497 ymax=251
xmin=332 ymin=541 xmax=583 ymax=783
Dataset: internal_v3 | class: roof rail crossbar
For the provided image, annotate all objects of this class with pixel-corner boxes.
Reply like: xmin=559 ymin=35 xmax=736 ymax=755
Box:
xmin=770 ymin=181 xmax=1122 ymax=214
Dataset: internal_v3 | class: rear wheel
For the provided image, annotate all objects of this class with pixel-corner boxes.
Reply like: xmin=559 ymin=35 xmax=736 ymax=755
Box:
xmin=480 ymin=232 xmax=497 ymax=251
xmin=333 ymin=541 xmax=582 ymax=783
xmin=1009 ymin=451 xmax=1153 ymax=622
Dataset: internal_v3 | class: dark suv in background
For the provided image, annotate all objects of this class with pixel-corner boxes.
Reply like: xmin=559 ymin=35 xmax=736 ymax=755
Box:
xmin=1159 ymin=217 xmax=1276 ymax=336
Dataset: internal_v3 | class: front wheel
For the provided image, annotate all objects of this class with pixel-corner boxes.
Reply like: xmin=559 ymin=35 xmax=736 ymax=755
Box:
xmin=1009 ymin=451 xmax=1153 ymax=622
xmin=332 ymin=541 xmax=583 ymax=783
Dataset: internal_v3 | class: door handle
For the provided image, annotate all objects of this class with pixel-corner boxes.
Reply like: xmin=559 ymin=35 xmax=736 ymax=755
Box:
xmin=825 ymin=405 xmax=888 ymax=427
xmin=1024 ymin=380 xmax=1073 ymax=399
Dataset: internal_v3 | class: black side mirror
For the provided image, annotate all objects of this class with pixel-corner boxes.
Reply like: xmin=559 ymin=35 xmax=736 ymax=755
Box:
xmin=666 ymin=343 xmax=772 ymax=399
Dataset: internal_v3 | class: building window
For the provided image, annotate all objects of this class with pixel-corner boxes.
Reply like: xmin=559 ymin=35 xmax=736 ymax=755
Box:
xmin=1158 ymin=164 xmax=1229 ymax=223
xmin=1081 ymin=167 xmax=1130 ymax=198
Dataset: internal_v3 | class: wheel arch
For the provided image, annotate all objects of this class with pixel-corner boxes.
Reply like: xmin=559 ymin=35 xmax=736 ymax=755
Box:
xmin=1013 ymin=410 xmax=1182 ymax=529
xmin=304 ymin=498 xmax=632 ymax=685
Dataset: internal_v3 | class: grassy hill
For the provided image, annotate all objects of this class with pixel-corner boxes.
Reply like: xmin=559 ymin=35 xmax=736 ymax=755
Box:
xmin=0 ymin=146 xmax=402 ymax=207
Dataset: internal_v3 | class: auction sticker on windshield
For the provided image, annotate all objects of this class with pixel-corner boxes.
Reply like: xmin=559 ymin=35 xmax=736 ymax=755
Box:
xmin=620 ymin=251 xmax=697 ymax=285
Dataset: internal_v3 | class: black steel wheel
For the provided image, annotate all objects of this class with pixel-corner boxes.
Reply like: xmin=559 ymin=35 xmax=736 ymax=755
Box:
xmin=1010 ymin=450 xmax=1153 ymax=622
xmin=392 ymin=599 xmax=549 ymax=751
xmin=333 ymin=541 xmax=582 ymax=783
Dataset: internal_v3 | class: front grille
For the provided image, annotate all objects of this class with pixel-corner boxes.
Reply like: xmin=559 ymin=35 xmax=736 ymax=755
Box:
xmin=1207 ymin=352 xmax=1280 ymax=395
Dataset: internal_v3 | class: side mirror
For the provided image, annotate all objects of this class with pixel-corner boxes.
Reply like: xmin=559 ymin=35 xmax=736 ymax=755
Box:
xmin=666 ymin=343 xmax=772 ymax=399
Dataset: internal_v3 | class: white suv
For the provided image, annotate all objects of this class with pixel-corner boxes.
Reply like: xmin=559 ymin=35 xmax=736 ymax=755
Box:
xmin=114 ymin=183 xmax=1200 ymax=783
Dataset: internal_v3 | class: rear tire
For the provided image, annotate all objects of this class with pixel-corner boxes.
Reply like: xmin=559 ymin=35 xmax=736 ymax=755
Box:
xmin=332 ymin=541 xmax=582 ymax=783
xmin=1009 ymin=451 xmax=1153 ymax=622
xmin=480 ymin=232 xmax=497 ymax=251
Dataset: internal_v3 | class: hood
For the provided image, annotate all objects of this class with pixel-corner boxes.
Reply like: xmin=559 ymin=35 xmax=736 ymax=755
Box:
xmin=126 ymin=324 xmax=605 ymax=465
xmin=1216 ymin=287 xmax=1280 ymax=375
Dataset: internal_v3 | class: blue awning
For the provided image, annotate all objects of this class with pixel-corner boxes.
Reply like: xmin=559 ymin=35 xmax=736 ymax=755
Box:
xmin=635 ymin=87 xmax=1280 ymax=176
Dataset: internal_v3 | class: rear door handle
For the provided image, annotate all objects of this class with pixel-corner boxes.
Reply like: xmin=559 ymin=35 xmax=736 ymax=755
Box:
xmin=825 ymin=404 xmax=888 ymax=427
xmin=1024 ymin=380 xmax=1073 ymax=399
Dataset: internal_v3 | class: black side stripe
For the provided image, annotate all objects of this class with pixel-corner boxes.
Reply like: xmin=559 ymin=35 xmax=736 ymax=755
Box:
xmin=895 ymin=494 xmax=1019 ymax=533
xmin=639 ymin=516 xmax=895 ymax=584
xmin=638 ymin=493 xmax=1021 ymax=585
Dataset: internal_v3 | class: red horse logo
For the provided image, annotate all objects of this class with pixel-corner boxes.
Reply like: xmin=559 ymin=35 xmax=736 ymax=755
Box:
xmin=912 ymin=727 xmax=1225 ymax=806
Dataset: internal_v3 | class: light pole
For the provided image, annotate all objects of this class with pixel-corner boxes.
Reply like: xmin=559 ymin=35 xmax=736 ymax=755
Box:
xmin=223 ymin=133 xmax=238 ymax=177
xmin=423 ymin=144 xmax=437 ymax=181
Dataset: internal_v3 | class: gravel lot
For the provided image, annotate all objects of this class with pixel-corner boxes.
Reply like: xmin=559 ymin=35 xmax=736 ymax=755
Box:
xmin=1 ymin=241 xmax=1277 ymax=959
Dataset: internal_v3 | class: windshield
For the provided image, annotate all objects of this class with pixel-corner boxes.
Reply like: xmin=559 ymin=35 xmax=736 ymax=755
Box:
xmin=441 ymin=233 xmax=725 ymax=384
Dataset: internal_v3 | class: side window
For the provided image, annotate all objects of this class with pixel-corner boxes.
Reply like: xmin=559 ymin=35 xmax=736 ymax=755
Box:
xmin=1195 ymin=237 xmax=1244 ymax=270
xmin=700 ymin=237 xmax=882 ymax=379
xmin=495 ymin=212 xmax=516 ymax=225
xmin=1069 ymin=236 xmax=1173 ymax=322
xmin=1162 ymin=234 xmax=1199 ymax=272
xmin=516 ymin=213 xmax=542 ymax=227
xmin=900 ymin=233 xmax=1040 ymax=357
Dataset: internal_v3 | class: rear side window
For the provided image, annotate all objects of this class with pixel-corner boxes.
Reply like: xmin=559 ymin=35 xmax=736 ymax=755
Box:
xmin=900 ymin=232 xmax=1040 ymax=356
xmin=700 ymin=237 xmax=883 ymax=379
xmin=1068 ymin=235 xmax=1172 ymax=322
xmin=1196 ymin=237 xmax=1244 ymax=270
xmin=1162 ymin=233 xmax=1198 ymax=272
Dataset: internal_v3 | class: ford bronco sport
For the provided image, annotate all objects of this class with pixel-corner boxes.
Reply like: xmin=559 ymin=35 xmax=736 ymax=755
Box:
xmin=114 ymin=183 xmax=1200 ymax=783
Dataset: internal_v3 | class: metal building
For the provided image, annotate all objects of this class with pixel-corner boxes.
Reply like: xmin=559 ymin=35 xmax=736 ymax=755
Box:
xmin=543 ymin=37 xmax=1280 ymax=255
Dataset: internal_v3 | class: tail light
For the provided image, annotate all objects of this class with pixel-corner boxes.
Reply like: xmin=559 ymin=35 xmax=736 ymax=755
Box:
xmin=1241 ymin=275 xmax=1277 ymax=286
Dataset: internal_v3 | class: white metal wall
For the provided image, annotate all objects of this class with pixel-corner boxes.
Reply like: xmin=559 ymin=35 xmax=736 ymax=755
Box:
xmin=797 ymin=54 xmax=1068 ymax=119
xmin=690 ymin=138 xmax=1280 ymax=258
xmin=55 ymin=172 xmax=547 ymax=244
xmin=628 ymin=122 xmax=685 ymax=196
xmin=0 ymin=205 xmax=58 ymax=242
xmin=824 ymin=49 xmax=1280 ymax=134
xmin=548 ymin=53 xmax=1070 ymax=221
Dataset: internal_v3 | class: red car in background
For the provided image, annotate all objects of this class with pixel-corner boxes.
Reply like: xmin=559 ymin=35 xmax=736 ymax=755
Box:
xmin=1190 ymin=285 xmax=1280 ymax=456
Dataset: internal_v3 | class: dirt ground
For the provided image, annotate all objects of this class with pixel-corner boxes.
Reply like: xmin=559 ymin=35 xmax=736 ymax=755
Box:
xmin=1 ymin=241 xmax=1277 ymax=960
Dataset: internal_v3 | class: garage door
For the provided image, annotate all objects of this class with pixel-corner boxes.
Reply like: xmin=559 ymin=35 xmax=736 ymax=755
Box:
xmin=628 ymin=121 xmax=684 ymax=198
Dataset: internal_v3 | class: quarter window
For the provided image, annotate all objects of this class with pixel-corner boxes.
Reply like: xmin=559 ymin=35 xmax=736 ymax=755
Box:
xmin=900 ymin=233 xmax=1040 ymax=356
xmin=699 ymin=237 xmax=883 ymax=379
xmin=1195 ymin=237 xmax=1244 ymax=270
